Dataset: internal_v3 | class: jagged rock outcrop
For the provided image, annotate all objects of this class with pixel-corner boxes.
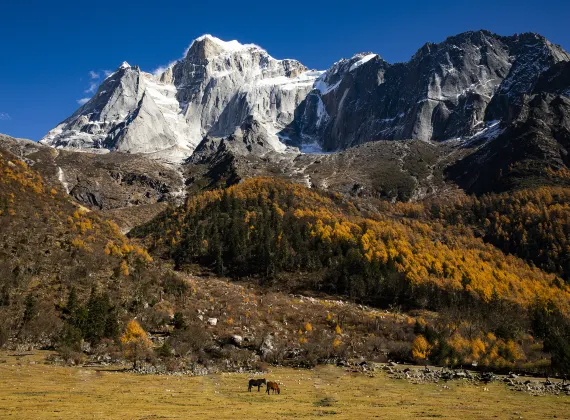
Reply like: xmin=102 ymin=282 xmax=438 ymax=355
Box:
xmin=41 ymin=63 xmax=183 ymax=155
xmin=444 ymin=40 xmax=570 ymax=194
xmin=447 ymin=92 xmax=570 ymax=194
xmin=186 ymin=115 xmax=301 ymax=188
xmin=284 ymin=31 xmax=570 ymax=151
xmin=191 ymin=115 xmax=293 ymax=164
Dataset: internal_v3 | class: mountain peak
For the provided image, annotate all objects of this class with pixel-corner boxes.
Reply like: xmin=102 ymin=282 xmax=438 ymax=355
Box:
xmin=185 ymin=34 xmax=262 ymax=60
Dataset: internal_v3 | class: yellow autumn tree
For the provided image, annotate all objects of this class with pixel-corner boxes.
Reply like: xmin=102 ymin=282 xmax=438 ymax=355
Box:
xmin=412 ymin=335 xmax=432 ymax=361
xmin=120 ymin=260 xmax=129 ymax=276
xmin=121 ymin=319 xmax=152 ymax=368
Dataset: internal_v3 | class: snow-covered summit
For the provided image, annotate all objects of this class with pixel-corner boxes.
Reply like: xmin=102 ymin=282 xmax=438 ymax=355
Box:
xmin=189 ymin=34 xmax=261 ymax=55
xmin=41 ymin=30 xmax=570 ymax=161
xmin=41 ymin=35 xmax=325 ymax=161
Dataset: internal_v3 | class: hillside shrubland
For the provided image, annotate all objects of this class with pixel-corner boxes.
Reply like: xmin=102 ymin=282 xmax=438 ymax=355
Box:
xmin=0 ymin=150 xmax=158 ymax=350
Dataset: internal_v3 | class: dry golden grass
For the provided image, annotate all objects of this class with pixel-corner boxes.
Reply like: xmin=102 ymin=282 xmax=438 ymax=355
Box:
xmin=0 ymin=352 xmax=568 ymax=419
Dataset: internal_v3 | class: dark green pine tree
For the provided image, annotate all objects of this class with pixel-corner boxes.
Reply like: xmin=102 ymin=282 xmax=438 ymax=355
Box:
xmin=104 ymin=307 xmax=119 ymax=340
xmin=173 ymin=311 xmax=186 ymax=330
xmin=22 ymin=294 xmax=37 ymax=325
xmin=84 ymin=289 xmax=111 ymax=344
xmin=0 ymin=284 xmax=10 ymax=306
xmin=65 ymin=287 xmax=78 ymax=316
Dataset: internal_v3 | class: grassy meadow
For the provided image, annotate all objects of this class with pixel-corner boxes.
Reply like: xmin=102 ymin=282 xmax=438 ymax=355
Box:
xmin=0 ymin=352 xmax=568 ymax=419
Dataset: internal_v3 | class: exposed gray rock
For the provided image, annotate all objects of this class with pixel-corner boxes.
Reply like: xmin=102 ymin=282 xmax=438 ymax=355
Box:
xmin=230 ymin=335 xmax=244 ymax=347
xmin=447 ymin=92 xmax=570 ymax=193
xmin=284 ymin=31 xmax=570 ymax=151
xmin=259 ymin=333 xmax=275 ymax=356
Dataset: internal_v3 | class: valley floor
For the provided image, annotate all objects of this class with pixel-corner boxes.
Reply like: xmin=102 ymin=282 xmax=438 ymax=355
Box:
xmin=0 ymin=352 xmax=568 ymax=419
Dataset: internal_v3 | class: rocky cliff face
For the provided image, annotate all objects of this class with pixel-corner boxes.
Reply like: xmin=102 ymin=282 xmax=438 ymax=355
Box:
xmin=165 ymin=35 xmax=321 ymax=150
xmin=447 ymin=92 xmax=570 ymax=194
xmin=40 ymin=35 xmax=321 ymax=161
xmin=41 ymin=31 xmax=570 ymax=158
xmin=445 ymin=54 xmax=570 ymax=194
xmin=285 ymin=31 xmax=570 ymax=150
xmin=41 ymin=63 xmax=185 ymax=155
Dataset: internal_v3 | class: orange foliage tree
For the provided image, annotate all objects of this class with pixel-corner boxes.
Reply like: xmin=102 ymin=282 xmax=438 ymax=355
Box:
xmin=121 ymin=319 xmax=152 ymax=368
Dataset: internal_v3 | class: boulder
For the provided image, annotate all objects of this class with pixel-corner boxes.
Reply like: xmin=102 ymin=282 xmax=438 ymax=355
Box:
xmin=230 ymin=335 xmax=243 ymax=347
xmin=259 ymin=333 xmax=275 ymax=356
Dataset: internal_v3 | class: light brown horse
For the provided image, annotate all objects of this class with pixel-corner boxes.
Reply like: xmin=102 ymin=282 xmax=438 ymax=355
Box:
xmin=266 ymin=381 xmax=280 ymax=395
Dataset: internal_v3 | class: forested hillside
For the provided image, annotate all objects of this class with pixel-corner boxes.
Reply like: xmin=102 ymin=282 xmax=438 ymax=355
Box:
xmin=3 ymin=146 xmax=570 ymax=373
xmin=430 ymin=187 xmax=570 ymax=281
xmin=133 ymin=177 xmax=570 ymax=371
xmin=134 ymin=178 xmax=568 ymax=310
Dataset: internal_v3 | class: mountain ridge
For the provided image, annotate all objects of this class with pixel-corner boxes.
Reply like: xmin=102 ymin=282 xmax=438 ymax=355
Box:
xmin=39 ymin=30 xmax=570 ymax=165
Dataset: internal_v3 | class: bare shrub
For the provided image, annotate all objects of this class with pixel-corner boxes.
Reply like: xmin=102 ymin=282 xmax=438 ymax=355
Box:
xmin=255 ymin=361 xmax=270 ymax=372
xmin=140 ymin=306 xmax=172 ymax=332
xmin=58 ymin=346 xmax=85 ymax=365
xmin=302 ymin=330 xmax=340 ymax=365
xmin=387 ymin=340 xmax=412 ymax=362
xmin=20 ymin=302 xmax=62 ymax=344
xmin=92 ymin=338 xmax=122 ymax=361
xmin=169 ymin=322 xmax=213 ymax=357
xmin=221 ymin=346 xmax=254 ymax=366
xmin=0 ymin=324 xmax=8 ymax=348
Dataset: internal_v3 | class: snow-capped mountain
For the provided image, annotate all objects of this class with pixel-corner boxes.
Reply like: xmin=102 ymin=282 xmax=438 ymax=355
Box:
xmin=41 ymin=35 xmax=323 ymax=161
xmin=41 ymin=31 xmax=570 ymax=160
xmin=284 ymin=31 xmax=570 ymax=151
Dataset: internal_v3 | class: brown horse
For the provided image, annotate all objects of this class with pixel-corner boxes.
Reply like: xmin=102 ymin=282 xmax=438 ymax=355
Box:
xmin=266 ymin=381 xmax=280 ymax=395
xmin=248 ymin=378 xmax=266 ymax=392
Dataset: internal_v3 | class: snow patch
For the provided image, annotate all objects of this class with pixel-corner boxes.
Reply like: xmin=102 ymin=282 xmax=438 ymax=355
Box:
xmin=349 ymin=54 xmax=378 ymax=72
xmin=256 ymin=71 xmax=320 ymax=91
xmin=153 ymin=61 xmax=176 ymax=77
xmin=57 ymin=167 xmax=69 ymax=194
xmin=299 ymin=141 xmax=334 ymax=154
xmin=188 ymin=34 xmax=262 ymax=56
xmin=451 ymin=120 xmax=504 ymax=147
xmin=315 ymin=96 xmax=329 ymax=128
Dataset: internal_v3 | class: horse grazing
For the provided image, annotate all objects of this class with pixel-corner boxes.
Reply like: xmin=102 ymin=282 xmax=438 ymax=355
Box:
xmin=248 ymin=378 xmax=266 ymax=392
xmin=266 ymin=381 xmax=280 ymax=395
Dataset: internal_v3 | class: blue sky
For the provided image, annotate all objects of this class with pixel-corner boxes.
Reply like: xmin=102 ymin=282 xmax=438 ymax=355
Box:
xmin=1 ymin=0 xmax=569 ymax=141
